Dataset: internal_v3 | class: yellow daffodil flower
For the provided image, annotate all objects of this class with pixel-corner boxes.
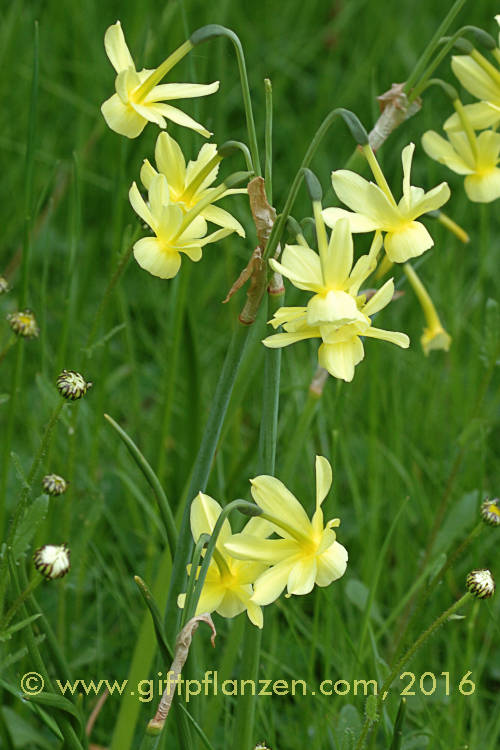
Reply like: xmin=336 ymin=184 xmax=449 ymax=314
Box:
xmin=264 ymin=219 xmax=409 ymax=382
xmin=404 ymin=264 xmax=451 ymax=355
xmin=224 ymin=457 xmax=347 ymax=605
xmin=422 ymin=127 xmax=500 ymax=202
xmin=101 ymin=21 xmax=218 ymax=138
xmin=177 ymin=493 xmax=269 ymax=628
xmin=129 ymin=173 xmax=233 ymax=278
xmin=322 ymin=143 xmax=450 ymax=263
xmin=140 ymin=132 xmax=245 ymax=237
xmin=444 ymin=51 xmax=500 ymax=131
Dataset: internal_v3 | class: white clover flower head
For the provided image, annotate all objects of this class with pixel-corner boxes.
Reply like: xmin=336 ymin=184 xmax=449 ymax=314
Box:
xmin=56 ymin=370 xmax=93 ymax=400
xmin=33 ymin=544 xmax=71 ymax=579
xmin=0 ymin=276 xmax=10 ymax=294
xmin=7 ymin=309 xmax=39 ymax=338
xmin=480 ymin=498 xmax=500 ymax=527
xmin=466 ymin=569 xmax=495 ymax=599
xmin=42 ymin=474 xmax=69 ymax=497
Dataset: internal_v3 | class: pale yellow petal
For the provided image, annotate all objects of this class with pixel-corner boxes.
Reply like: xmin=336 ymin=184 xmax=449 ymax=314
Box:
xmin=150 ymin=103 xmax=212 ymax=137
xmin=129 ymin=182 xmax=154 ymax=228
xmin=154 ymin=132 xmax=186 ymax=196
xmin=451 ymin=55 xmax=500 ymax=105
xmin=444 ymin=101 xmax=500 ymax=131
xmin=316 ymin=542 xmax=348 ymax=586
xmin=322 ymin=207 xmax=380 ymax=233
xmin=384 ymin=221 xmax=433 ymax=263
xmin=287 ymin=559 xmax=317 ymax=596
xmin=318 ymin=338 xmax=364 ymax=382
xmin=421 ymin=131 xmax=472 ymax=175
xmin=323 ymin=217 xmax=353 ymax=288
xmin=101 ymin=95 xmax=147 ymax=139
xmin=246 ymin=600 xmax=263 ymax=628
xmin=464 ymin=169 xmax=500 ymax=202
xmin=250 ymin=475 xmax=312 ymax=535
xmin=476 ymin=129 xmax=500 ymax=170
xmin=362 ymin=278 xmax=394 ymax=317
xmin=202 ymin=205 xmax=245 ymax=237
xmin=190 ymin=492 xmax=232 ymax=547
xmin=315 ymin=456 xmax=332 ymax=509
xmin=363 ymin=327 xmax=410 ymax=348
xmin=306 ymin=290 xmax=366 ymax=327
xmin=401 ymin=143 xmax=415 ymax=207
xmin=251 ymin=558 xmax=298 ymax=605
xmin=262 ymin=330 xmax=320 ymax=348
xmin=331 ymin=171 xmax=401 ymax=227
xmin=104 ymin=21 xmax=135 ymax=73
xmin=131 ymin=101 xmax=167 ymax=129
xmin=196 ymin=583 xmax=225 ymax=615
xmin=224 ymin=534 xmax=298 ymax=563
xmin=179 ymin=244 xmax=203 ymax=262
xmin=407 ymin=182 xmax=450 ymax=220
xmin=145 ymin=81 xmax=220 ymax=102
xmin=133 ymin=238 xmax=181 ymax=279
xmin=269 ymin=244 xmax=322 ymax=292
xmin=217 ymin=589 xmax=248 ymax=619
xmin=140 ymin=159 xmax=157 ymax=191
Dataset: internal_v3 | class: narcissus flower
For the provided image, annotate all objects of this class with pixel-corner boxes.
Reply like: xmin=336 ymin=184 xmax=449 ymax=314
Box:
xmin=403 ymin=263 xmax=451 ymax=355
xmin=444 ymin=51 xmax=500 ymax=132
xmin=33 ymin=544 xmax=71 ymax=579
xmin=422 ymin=127 xmax=500 ymax=202
xmin=323 ymin=143 xmax=450 ymax=263
xmin=264 ymin=219 xmax=409 ymax=382
xmin=224 ymin=457 xmax=347 ymax=605
xmin=140 ymin=132 xmax=245 ymax=237
xmin=130 ymin=173 xmax=234 ymax=279
xmin=101 ymin=21 xmax=218 ymax=138
xmin=178 ymin=493 xmax=269 ymax=628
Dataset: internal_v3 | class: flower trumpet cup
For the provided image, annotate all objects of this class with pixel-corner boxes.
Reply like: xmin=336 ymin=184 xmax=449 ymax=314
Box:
xmin=224 ymin=456 xmax=348 ymax=606
xmin=101 ymin=21 xmax=218 ymax=138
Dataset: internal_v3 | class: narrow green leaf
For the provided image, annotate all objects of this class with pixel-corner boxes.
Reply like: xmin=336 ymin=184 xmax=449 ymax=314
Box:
xmin=11 ymin=495 xmax=49 ymax=561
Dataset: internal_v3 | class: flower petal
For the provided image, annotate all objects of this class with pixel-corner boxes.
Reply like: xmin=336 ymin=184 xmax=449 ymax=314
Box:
xmin=318 ymin=338 xmax=364 ymax=382
xmin=190 ymin=492 xmax=232 ymax=547
xmin=145 ymin=81 xmax=220 ymax=102
xmin=150 ymin=103 xmax=212 ymax=137
xmin=250 ymin=475 xmax=312 ymax=536
xmin=262 ymin=330 xmax=320 ymax=348
xmin=287 ymin=558 xmax=317 ymax=596
xmin=316 ymin=542 xmax=348 ymax=586
xmin=323 ymin=217 xmax=353 ymax=288
xmin=101 ymin=95 xmax=147 ymax=139
xmin=129 ymin=182 xmax=155 ymax=228
xmin=246 ymin=600 xmax=263 ymax=628
xmin=464 ymin=169 xmax=500 ymax=202
xmin=407 ymin=182 xmax=450 ymax=220
xmin=217 ymin=589 xmax=249 ymax=619
xmin=133 ymin=237 xmax=181 ymax=279
xmin=202 ymin=205 xmax=245 ymax=237
xmin=195 ymin=582 xmax=225 ymax=615
xmin=104 ymin=21 xmax=135 ymax=73
xmin=383 ymin=221 xmax=433 ymax=263
xmin=421 ymin=131 xmax=472 ymax=175
xmin=362 ymin=278 xmax=395 ymax=317
xmin=364 ymin=327 xmax=410 ymax=348
xmin=269 ymin=244 xmax=322 ymax=292
xmin=154 ymin=132 xmax=186 ymax=197
xmin=315 ymin=456 xmax=332 ymax=509
xmin=307 ymin=290 xmax=366 ymax=327
xmin=331 ymin=171 xmax=401 ymax=228
xmin=224 ymin=534 xmax=298 ymax=563
xmin=451 ymin=55 xmax=500 ymax=105
xmin=322 ymin=207 xmax=380 ymax=233
xmin=444 ymin=101 xmax=500 ymax=131
xmin=140 ymin=159 xmax=157 ymax=191
xmin=251 ymin=557 xmax=298 ymax=605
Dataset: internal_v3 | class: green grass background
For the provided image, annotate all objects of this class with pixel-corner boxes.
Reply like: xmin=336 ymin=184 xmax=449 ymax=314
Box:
xmin=1 ymin=0 xmax=499 ymax=748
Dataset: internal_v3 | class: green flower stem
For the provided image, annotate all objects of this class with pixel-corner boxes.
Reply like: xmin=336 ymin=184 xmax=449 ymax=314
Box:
xmin=355 ymin=592 xmax=472 ymax=750
xmin=0 ymin=573 xmax=42 ymax=629
xmin=103 ymin=414 xmax=178 ymax=558
xmin=9 ymin=563 xmax=85 ymax=750
xmin=281 ymin=388 xmax=321 ymax=484
xmin=0 ymin=336 xmax=16 ymax=365
xmin=191 ymin=25 xmax=261 ymax=175
xmin=0 ymin=23 xmax=39 ymax=539
xmin=156 ymin=267 xmax=191 ymax=484
xmin=403 ymin=0 xmax=467 ymax=97
xmin=0 ymin=400 xmax=65 ymax=615
xmin=264 ymin=78 xmax=273 ymax=202
xmin=262 ymin=108 xmax=366 ymax=263
xmin=232 ymin=290 xmax=283 ymax=749
xmin=180 ymin=533 xmax=211 ymax=627
xmin=391 ymin=522 xmax=484 ymax=667
xmin=164 ymin=321 xmax=251 ymax=636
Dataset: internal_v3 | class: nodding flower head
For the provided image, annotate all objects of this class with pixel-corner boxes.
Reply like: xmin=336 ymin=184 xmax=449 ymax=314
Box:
xmin=56 ymin=370 xmax=93 ymax=400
